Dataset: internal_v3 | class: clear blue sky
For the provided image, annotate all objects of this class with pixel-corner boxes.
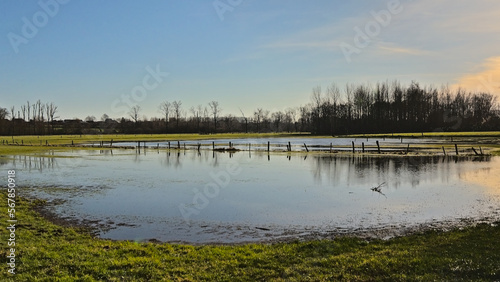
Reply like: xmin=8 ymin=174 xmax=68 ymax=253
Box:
xmin=1 ymin=0 xmax=499 ymax=120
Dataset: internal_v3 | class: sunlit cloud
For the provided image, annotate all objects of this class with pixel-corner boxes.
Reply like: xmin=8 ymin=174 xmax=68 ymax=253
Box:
xmin=453 ymin=57 xmax=500 ymax=97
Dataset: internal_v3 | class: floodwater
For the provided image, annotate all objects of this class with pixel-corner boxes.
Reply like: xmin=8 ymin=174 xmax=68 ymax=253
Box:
xmin=4 ymin=149 xmax=500 ymax=244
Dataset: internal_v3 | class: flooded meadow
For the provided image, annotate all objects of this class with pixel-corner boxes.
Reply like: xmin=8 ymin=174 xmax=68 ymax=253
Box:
xmin=3 ymin=137 xmax=500 ymax=244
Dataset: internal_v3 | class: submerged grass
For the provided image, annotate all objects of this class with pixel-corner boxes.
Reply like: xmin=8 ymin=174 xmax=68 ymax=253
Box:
xmin=342 ymin=131 xmax=500 ymax=138
xmin=1 ymin=190 xmax=499 ymax=281
xmin=0 ymin=133 xmax=314 ymax=155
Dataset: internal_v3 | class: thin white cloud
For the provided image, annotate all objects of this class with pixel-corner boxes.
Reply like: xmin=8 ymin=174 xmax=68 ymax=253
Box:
xmin=377 ymin=42 xmax=432 ymax=56
xmin=261 ymin=39 xmax=341 ymax=51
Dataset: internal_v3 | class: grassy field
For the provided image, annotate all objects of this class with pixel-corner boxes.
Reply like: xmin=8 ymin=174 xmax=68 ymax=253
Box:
xmin=0 ymin=133 xmax=312 ymax=155
xmin=1 ymin=132 xmax=500 ymax=280
xmin=0 ymin=133 xmax=313 ymax=146
xmin=0 ymin=191 xmax=499 ymax=281
xmin=342 ymin=131 xmax=500 ymax=138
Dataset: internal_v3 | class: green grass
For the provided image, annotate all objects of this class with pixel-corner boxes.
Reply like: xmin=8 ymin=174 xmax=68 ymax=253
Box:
xmin=0 ymin=133 xmax=314 ymax=155
xmin=1 ymin=191 xmax=499 ymax=281
xmin=342 ymin=131 xmax=500 ymax=138
xmin=1 ymin=133 xmax=313 ymax=145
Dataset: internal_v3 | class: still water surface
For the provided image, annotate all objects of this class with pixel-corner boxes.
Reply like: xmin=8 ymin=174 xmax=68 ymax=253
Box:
xmin=5 ymin=149 xmax=500 ymax=243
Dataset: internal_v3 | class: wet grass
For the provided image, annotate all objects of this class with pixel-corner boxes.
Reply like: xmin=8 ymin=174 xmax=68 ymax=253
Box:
xmin=342 ymin=131 xmax=500 ymax=138
xmin=0 ymin=133 xmax=314 ymax=155
xmin=2 ymin=134 xmax=499 ymax=159
xmin=1 ymin=190 xmax=499 ymax=281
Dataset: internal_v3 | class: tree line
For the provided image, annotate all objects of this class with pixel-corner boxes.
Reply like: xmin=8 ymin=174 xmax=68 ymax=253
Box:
xmin=307 ymin=81 xmax=499 ymax=134
xmin=1 ymin=81 xmax=499 ymax=136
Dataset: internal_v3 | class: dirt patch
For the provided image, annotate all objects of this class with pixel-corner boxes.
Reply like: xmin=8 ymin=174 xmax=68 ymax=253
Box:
xmin=31 ymin=198 xmax=137 ymax=238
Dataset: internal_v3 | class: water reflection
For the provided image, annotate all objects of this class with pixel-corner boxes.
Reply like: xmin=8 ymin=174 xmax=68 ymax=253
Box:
xmin=2 ymin=155 xmax=59 ymax=172
xmin=310 ymin=155 xmax=491 ymax=189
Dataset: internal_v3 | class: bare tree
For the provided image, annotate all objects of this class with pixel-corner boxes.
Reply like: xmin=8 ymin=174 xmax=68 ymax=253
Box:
xmin=21 ymin=105 xmax=26 ymax=121
xmin=46 ymin=102 xmax=58 ymax=134
xmin=85 ymin=116 xmax=96 ymax=122
xmin=327 ymin=83 xmax=341 ymax=105
xmin=159 ymin=101 xmax=171 ymax=133
xmin=208 ymin=101 xmax=221 ymax=132
xmin=261 ymin=109 xmax=270 ymax=131
xmin=0 ymin=107 xmax=8 ymax=119
xmin=254 ymin=108 xmax=263 ymax=132
xmin=129 ymin=105 xmax=141 ymax=123
xmin=239 ymin=108 xmax=248 ymax=133
xmin=223 ymin=114 xmax=236 ymax=132
xmin=190 ymin=105 xmax=203 ymax=131
xmin=40 ymin=104 xmax=45 ymax=122
xmin=10 ymin=106 xmax=15 ymax=121
xmin=285 ymin=107 xmax=297 ymax=132
xmin=172 ymin=101 xmax=182 ymax=129
xmin=101 ymin=113 xmax=109 ymax=121
xmin=271 ymin=111 xmax=284 ymax=132
xmin=202 ymin=106 xmax=209 ymax=130
xmin=26 ymin=101 xmax=30 ymax=121
xmin=33 ymin=100 xmax=43 ymax=121
xmin=311 ymin=86 xmax=323 ymax=109
xmin=46 ymin=102 xmax=58 ymax=122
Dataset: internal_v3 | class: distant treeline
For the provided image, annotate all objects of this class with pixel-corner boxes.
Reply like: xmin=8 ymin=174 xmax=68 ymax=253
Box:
xmin=307 ymin=81 xmax=499 ymax=134
xmin=1 ymin=81 xmax=499 ymax=136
